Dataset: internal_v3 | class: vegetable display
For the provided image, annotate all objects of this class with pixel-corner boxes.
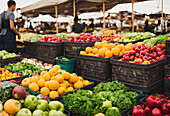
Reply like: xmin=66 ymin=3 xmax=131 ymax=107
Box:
xmin=56 ymin=33 xmax=78 ymax=39
xmin=4 ymin=62 xmax=42 ymax=76
xmin=62 ymin=89 xmax=138 ymax=116
xmin=93 ymin=81 xmax=127 ymax=93
xmin=25 ymin=35 xmax=44 ymax=42
xmin=0 ymin=50 xmax=18 ymax=59
xmin=119 ymin=32 xmax=155 ymax=42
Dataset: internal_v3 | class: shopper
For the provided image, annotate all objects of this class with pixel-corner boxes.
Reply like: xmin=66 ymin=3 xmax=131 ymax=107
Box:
xmin=0 ymin=0 xmax=21 ymax=52
xmin=72 ymin=16 xmax=84 ymax=33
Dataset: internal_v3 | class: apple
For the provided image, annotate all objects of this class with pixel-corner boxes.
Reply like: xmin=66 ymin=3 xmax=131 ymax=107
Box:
xmin=134 ymin=59 xmax=142 ymax=64
xmin=43 ymin=111 xmax=49 ymax=116
xmin=151 ymin=108 xmax=162 ymax=116
xmin=49 ymin=110 xmax=66 ymax=116
xmin=10 ymin=80 xmax=17 ymax=83
xmin=24 ymin=95 xmax=38 ymax=110
xmin=16 ymin=108 xmax=32 ymax=116
xmin=12 ymin=85 xmax=27 ymax=99
xmin=18 ymin=73 xmax=22 ymax=76
xmin=49 ymin=101 xmax=64 ymax=112
xmin=36 ymin=100 xmax=48 ymax=111
xmin=33 ymin=110 xmax=44 ymax=116
xmin=156 ymin=48 xmax=162 ymax=52
xmin=157 ymin=44 xmax=163 ymax=50
xmin=37 ymin=94 xmax=49 ymax=102
xmin=151 ymin=46 xmax=157 ymax=52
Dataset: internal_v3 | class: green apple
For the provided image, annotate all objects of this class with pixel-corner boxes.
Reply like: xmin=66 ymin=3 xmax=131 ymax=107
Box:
xmin=16 ymin=108 xmax=32 ymax=116
xmin=49 ymin=110 xmax=66 ymax=116
xmin=36 ymin=100 xmax=48 ymax=111
xmin=24 ymin=95 xmax=38 ymax=110
xmin=49 ymin=101 xmax=64 ymax=112
xmin=33 ymin=110 xmax=44 ymax=116
xmin=43 ymin=111 xmax=49 ymax=116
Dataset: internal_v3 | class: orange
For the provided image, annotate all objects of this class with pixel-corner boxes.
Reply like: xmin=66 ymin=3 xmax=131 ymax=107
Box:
xmin=30 ymin=76 xmax=39 ymax=83
xmin=57 ymin=87 xmax=67 ymax=95
xmin=119 ymin=52 xmax=123 ymax=56
xmin=63 ymin=80 xmax=69 ymax=88
xmin=85 ymin=47 xmax=92 ymax=53
xmin=40 ymin=71 xmax=48 ymax=77
xmin=4 ymin=99 xmax=21 ymax=115
xmin=0 ymin=111 xmax=9 ymax=116
xmin=49 ymin=91 xmax=59 ymax=99
xmin=29 ymin=83 xmax=39 ymax=92
xmin=57 ymin=70 xmax=66 ymax=75
xmin=80 ymin=51 xmax=87 ymax=55
xmin=74 ymin=80 xmax=84 ymax=89
xmin=62 ymin=72 xmax=70 ymax=80
xmin=40 ymin=87 xmax=50 ymax=96
xmin=107 ymin=43 xmax=115 ymax=50
xmin=52 ymin=65 xmax=61 ymax=71
xmin=51 ymin=74 xmax=64 ymax=83
xmin=48 ymin=80 xmax=59 ymax=91
xmin=66 ymin=87 xmax=74 ymax=92
xmin=105 ymin=51 xmax=113 ymax=58
xmin=49 ymin=68 xmax=57 ymax=76
xmin=59 ymin=83 xmax=67 ymax=89
xmin=102 ymin=44 xmax=108 ymax=48
xmin=38 ymin=79 xmax=46 ymax=87
xmin=98 ymin=48 xmax=107 ymax=57
xmin=87 ymin=53 xmax=94 ymax=56
xmin=78 ymin=76 xmax=84 ymax=82
xmin=111 ymin=47 xmax=120 ymax=56
xmin=117 ymin=44 xmax=125 ymax=52
xmin=40 ymin=72 xmax=51 ymax=81
xmin=101 ymin=41 xmax=108 ymax=45
xmin=45 ymin=81 xmax=50 ymax=88
xmin=95 ymin=42 xmax=102 ymax=49
xmin=94 ymin=113 xmax=105 ymax=116
xmin=83 ymin=80 xmax=91 ymax=86
xmin=92 ymin=48 xmax=99 ymax=54
xmin=125 ymin=43 xmax=133 ymax=51
xmin=68 ymin=74 xmax=78 ymax=83
xmin=68 ymin=82 xmax=73 ymax=87
xmin=21 ymin=78 xmax=30 ymax=87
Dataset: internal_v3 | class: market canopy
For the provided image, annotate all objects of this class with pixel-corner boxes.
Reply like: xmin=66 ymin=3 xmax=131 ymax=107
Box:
xmin=21 ymin=0 xmax=149 ymax=17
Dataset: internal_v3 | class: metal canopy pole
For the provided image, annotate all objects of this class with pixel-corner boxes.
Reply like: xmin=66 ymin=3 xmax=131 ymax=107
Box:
xmin=131 ymin=0 xmax=135 ymax=32
xmin=73 ymin=0 xmax=76 ymax=17
xmin=55 ymin=6 xmax=59 ymax=33
xmin=103 ymin=1 xmax=106 ymax=29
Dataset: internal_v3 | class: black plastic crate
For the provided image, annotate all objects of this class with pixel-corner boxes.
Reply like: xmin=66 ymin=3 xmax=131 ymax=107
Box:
xmin=164 ymin=78 xmax=170 ymax=94
xmin=167 ymin=55 xmax=170 ymax=64
xmin=110 ymin=57 xmax=167 ymax=86
xmin=24 ymin=41 xmax=37 ymax=57
xmin=119 ymin=79 xmax=163 ymax=95
xmin=166 ymin=40 xmax=170 ymax=55
xmin=36 ymin=41 xmax=63 ymax=61
xmin=79 ymin=55 xmax=112 ymax=81
xmin=0 ymin=55 xmax=23 ymax=67
xmin=64 ymin=41 xmax=94 ymax=57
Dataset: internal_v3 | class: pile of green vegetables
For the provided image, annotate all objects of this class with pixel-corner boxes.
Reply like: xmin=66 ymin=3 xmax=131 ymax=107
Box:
xmin=0 ymin=50 xmax=18 ymax=59
xmin=93 ymin=81 xmax=128 ymax=93
xmin=0 ymin=81 xmax=17 ymax=103
xmin=119 ymin=32 xmax=155 ymax=42
xmin=56 ymin=33 xmax=78 ymax=39
xmin=4 ymin=62 xmax=42 ymax=76
xmin=62 ymin=89 xmax=138 ymax=116
xmin=25 ymin=35 xmax=44 ymax=42
xmin=143 ymin=34 xmax=170 ymax=46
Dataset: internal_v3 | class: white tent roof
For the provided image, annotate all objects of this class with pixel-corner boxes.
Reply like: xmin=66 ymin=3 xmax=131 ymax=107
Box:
xmin=31 ymin=15 xmax=56 ymax=22
xmin=107 ymin=0 xmax=170 ymax=15
xmin=78 ymin=12 xmax=108 ymax=19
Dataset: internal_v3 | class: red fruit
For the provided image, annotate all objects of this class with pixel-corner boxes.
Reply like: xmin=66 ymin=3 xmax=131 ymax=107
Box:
xmin=140 ymin=51 xmax=145 ymax=55
xmin=149 ymin=54 xmax=153 ymax=57
xmin=114 ymin=43 xmax=120 ymax=46
xmin=145 ymin=53 xmax=149 ymax=56
xmin=144 ymin=49 xmax=149 ymax=53
xmin=135 ymin=48 xmax=140 ymax=52
xmin=12 ymin=85 xmax=27 ymax=99
xmin=157 ymin=44 xmax=163 ymax=50
xmin=145 ymin=107 xmax=151 ymax=115
xmin=140 ymin=104 xmax=145 ymax=109
xmin=160 ymin=55 xmax=166 ymax=59
xmin=76 ymin=36 xmax=81 ymax=39
xmin=148 ymin=57 xmax=152 ymax=60
xmin=10 ymin=80 xmax=17 ymax=83
xmin=125 ymin=57 xmax=130 ymax=61
xmin=152 ymin=52 xmax=157 ymax=59
xmin=129 ymin=51 xmax=132 ymax=55
xmin=136 ymin=53 xmax=140 ymax=58
xmin=156 ymin=48 xmax=162 ymax=52
xmin=156 ymin=57 xmax=160 ymax=61
xmin=130 ymin=56 xmax=134 ymax=61
xmin=122 ymin=58 xmax=125 ymax=61
xmin=158 ymin=51 xmax=163 ymax=56
xmin=138 ymin=109 xmax=146 ymax=116
xmin=151 ymin=108 xmax=162 ymax=116
xmin=149 ymin=60 xmax=153 ymax=63
xmin=143 ymin=56 xmax=148 ymax=61
xmin=151 ymin=46 xmax=157 ymax=52
xmin=132 ymin=51 xmax=136 ymax=55
xmin=18 ymin=73 xmax=22 ymax=76
xmin=132 ymin=109 xmax=138 ymax=116
xmin=139 ymin=55 xmax=143 ymax=59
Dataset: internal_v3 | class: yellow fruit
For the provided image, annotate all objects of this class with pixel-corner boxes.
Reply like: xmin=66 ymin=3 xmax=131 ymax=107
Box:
xmin=0 ymin=111 xmax=9 ymax=116
xmin=40 ymin=87 xmax=50 ymax=96
xmin=92 ymin=48 xmax=98 ymax=54
xmin=66 ymin=87 xmax=74 ymax=92
xmin=95 ymin=42 xmax=102 ymax=49
xmin=105 ymin=51 xmax=113 ymax=58
xmin=63 ymin=81 xmax=69 ymax=88
xmin=38 ymin=79 xmax=46 ymax=87
xmin=45 ymin=81 xmax=50 ymax=88
xmin=74 ymin=80 xmax=84 ymax=89
xmin=52 ymin=65 xmax=61 ymax=71
xmin=85 ymin=47 xmax=92 ymax=53
xmin=62 ymin=72 xmax=70 ymax=80
xmin=52 ymin=74 xmax=64 ymax=83
xmin=94 ymin=113 xmax=105 ymax=116
xmin=30 ymin=76 xmax=39 ymax=83
xmin=49 ymin=91 xmax=59 ymax=99
xmin=69 ymin=74 xmax=78 ymax=83
xmin=111 ymin=47 xmax=120 ymax=56
xmin=102 ymin=44 xmax=108 ymax=48
xmin=48 ymin=80 xmax=59 ymax=91
xmin=29 ymin=83 xmax=39 ymax=92
xmin=57 ymin=70 xmax=66 ymax=74
xmin=87 ymin=53 xmax=94 ymax=56
xmin=21 ymin=78 xmax=30 ymax=87
xmin=84 ymin=80 xmax=91 ymax=86
xmin=101 ymin=41 xmax=108 ymax=45
xmin=80 ymin=51 xmax=87 ymax=55
xmin=40 ymin=71 xmax=48 ymax=77
xmin=59 ymin=83 xmax=67 ymax=89
xmin=107 ymin=43 xmax=115 ymax=50
xmin=98 ymin=48 xmax=107 ymax=57
xmin=57 ymin=87 xmax=67 ymax=95
xmin=49 ymin=68 xmax=57 ymax=76
xmin=40 ymin=72 xmax=51 ymax=81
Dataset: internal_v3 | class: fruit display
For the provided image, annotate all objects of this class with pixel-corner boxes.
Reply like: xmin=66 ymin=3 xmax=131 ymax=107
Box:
xmin=56 ymin=33 xmax=79 ymax=39
xmin=4 ymin=62 xmax=42 ymax=76
xmin=25 ymin=35 xmax=44 ymax=42
xmin=101 ymin=35 xmax=124 ymax=41
xmin=55 ymin=57 xmax=69 ymax=61
xmin=38 ymin=35 xmax=66 ymax=42
xmin=16 ymin=33 xmax=38 ymax=42
xmin=22 ymin=58 xmax=53 ymax=70
xmin=119 ymin=32 xmax=155 ymax=42
xmin=120 ymin=43 xmax=166 ymax=64
xmin=0 ymin=67 xmax=22 ymax=81
xmin=63 ymin=89 xmax=138 ymax=116
xmin=67 ymin=33 xmax=101 ymax=42
xmin=131 ymin=94 xmax=170 ymax=116
xmin=168 ymin=73 xmax=170 ymax=80
xmin=143 ymin=34 xmax=170 ymax=46
xmin=80 ymin=41 xmax=133 ymax=58
xmin=20 ymin=65 xmax=92 ymax=99
xmin=0 ymin=50 xmax=19 ymax=59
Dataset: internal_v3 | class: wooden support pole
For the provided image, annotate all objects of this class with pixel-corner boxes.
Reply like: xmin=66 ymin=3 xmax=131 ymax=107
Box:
xmin=132 ymin=0 xmax=134 ymax=32
xmin=73 ymin=0 xmax=76 ymax=17
xmin=161 ymin=0 xmax=163 ymax=32
xmin=103 ymin=2 xmax=105 ymax=29
xmin=55 ymin=6 xmax=59 ymax=33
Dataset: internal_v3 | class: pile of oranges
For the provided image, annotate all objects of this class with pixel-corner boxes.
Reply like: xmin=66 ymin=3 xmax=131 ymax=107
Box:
xmin=0 ymin=68 xmax=19 ymax=81
xmin=21 ymin=65 xmax=92 ymax=99
xmin=80 ymin=41 xmax=133 ymax=58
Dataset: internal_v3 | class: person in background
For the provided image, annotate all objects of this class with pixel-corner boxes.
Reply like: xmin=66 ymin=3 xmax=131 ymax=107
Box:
xmin=0 ymin=0 xmax=21 ymax=52
xmin=89 ymin=20 xmax=94 ymax=29
xmin=66 ymin=23 xmax=72 ymax=33
xmin=144 ymin=20 xmax=149 ymax=32
xmin=154 ymin=19 xmax=162 ymax=35
xmin=72 ymin=16 xmax=84 ymax=33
